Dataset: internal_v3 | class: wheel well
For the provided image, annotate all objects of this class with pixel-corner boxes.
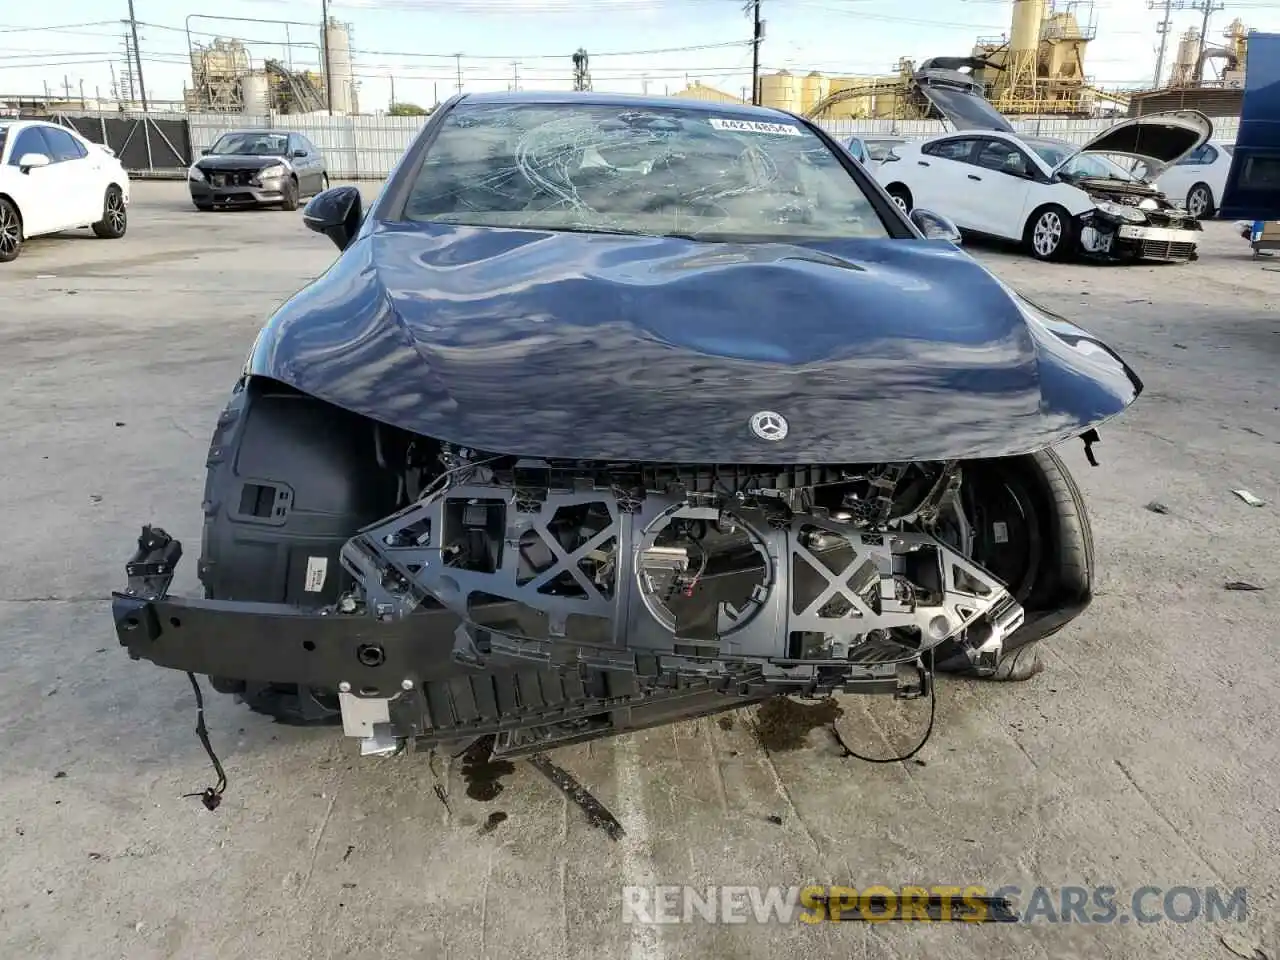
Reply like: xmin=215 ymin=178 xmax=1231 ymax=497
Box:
xmin=1022 ymin=202 xmax=1069 ymax=242
xmin=884 ymin=182 xmax=910 ymax=198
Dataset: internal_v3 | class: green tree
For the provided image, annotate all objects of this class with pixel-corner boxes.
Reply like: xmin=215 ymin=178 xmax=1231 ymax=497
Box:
xmin=388 ymin=101 xmax=431 ymax=116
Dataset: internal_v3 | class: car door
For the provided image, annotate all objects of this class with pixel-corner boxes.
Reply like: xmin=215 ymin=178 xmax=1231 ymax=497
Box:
xmin=38 ymin=125 xmax=100 ymax=225
xmin=961 ymin=138 xmax=1036 ymax=239
xmin=4 ymin=125 xmax=65 ymax=235
xmin=911 ymin=136 xmax=982 ymax=227
xmin=291 ymin=135 xmax=323 ymax=194
xmin=302 ymin=136 xmax=327 ymax=191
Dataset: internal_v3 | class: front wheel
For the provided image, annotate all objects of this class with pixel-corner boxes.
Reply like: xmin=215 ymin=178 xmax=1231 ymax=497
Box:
xmin=1025 ymin=205 xmax=1074 ymax=262
xmin=936 ymin=447 xmax=1094 ymax=681
xmin=280 ymin=178 xmax=299 ymax=211
xmin=0 ymin=197 xmax=23 ymax=262
xmin=92 ymin=185 xmax=127 ymax=239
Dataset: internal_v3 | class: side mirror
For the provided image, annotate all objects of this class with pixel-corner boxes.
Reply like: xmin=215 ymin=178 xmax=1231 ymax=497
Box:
xmin=18 ymin=152 xmax=50 ymax=173
xmin=303 ymin=185 xmax=363 ymax=252
xmin=909 ymin=208 xmax=962 ymax=245
xmin=293 ymin=149 xmax=307 ymax=158
xmin=883 ymin=151 xmax=900 ymax=163
xmin=201 ymin=147 xmax=211 ymax=156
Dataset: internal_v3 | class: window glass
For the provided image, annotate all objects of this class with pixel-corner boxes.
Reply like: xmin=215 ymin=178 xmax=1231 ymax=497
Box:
xmin=1239 ymin=154 xmax=1280 ymax=191
xmin=403 ymin=102 xmax=893 ymax=240
xmin=975 ymin=140 xmax=1029 ymax=175
xmin=40 ymin=126 xmax=86 ymax=162
xmin=6 ymin=127 xmax=49 ymax=165
xmin=925 ymin=138 xmax=975 ymax=161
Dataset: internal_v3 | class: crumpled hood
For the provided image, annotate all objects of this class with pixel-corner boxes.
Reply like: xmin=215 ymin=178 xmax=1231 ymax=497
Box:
xmin=1069 ymin=110 xmax=1213 ymax=180
xmin=250 ymin=223 xmax=1142 ymax=464
xmin=196 ymin=154 xmax=291 ymax=172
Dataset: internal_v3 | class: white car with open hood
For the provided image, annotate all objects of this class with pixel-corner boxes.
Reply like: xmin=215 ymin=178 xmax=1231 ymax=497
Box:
xmin=873 ymin=58 xmax=1211 ymax=263
xmin=0 ymin=119 xmax=130 ymax=262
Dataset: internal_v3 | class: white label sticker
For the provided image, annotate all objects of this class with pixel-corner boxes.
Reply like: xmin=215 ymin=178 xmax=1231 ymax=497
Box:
xmin=708 ymin=117 xmax=802 ymax=136
xmin=992 ymin=522 xmax=1009 ymax=544
xmin=304 ymin=556 xmax=329 ymax=593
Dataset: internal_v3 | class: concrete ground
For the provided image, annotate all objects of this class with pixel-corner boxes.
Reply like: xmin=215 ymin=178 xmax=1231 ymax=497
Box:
xmin=1 ymin=182 xmax=1277 ymax=960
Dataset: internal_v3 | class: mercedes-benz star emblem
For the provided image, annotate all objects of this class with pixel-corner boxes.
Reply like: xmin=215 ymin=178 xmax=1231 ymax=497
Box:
xmin=750 ymin=411 xmax=789 ymax=442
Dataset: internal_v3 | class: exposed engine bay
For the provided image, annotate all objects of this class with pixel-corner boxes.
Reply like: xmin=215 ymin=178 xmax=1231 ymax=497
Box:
xmin=1070 ymin=177 xmax=1203 ymax=264
xmin=322 ymin=444 xmax=1025 ymax=756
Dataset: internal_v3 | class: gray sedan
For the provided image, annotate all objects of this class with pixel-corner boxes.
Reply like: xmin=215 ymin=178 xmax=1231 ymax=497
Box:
xmin=188 ymin=130 xmax=329 ymax=211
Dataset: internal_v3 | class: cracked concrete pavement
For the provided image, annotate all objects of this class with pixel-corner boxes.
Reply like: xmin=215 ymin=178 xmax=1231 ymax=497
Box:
xmin=1 ymin=182 xmax=1277 ymax=960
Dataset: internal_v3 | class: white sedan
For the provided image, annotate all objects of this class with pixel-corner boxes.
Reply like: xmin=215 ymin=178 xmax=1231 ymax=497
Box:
xmin=0 ymin=119 xmax=130 ymax=262
xmin=1135 ymin=140 xmax=1234 ymax=220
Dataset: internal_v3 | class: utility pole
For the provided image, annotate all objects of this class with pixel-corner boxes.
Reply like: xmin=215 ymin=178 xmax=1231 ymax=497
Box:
xmin=321 ymin=0 xmax=333 ymax=115
xmin=126 ymin=0 xmax=147 ymax=111
xmin=389 ymin=73 xmax=396 ymax=108
xmin=511 ymin=61 xmax=519 ymax=91
xmin=1148 ymin=0 xmax=1174 ymax=87
xmin=455 ymin=53 xmax=463 ymax=93
xmin=80 ymin=79 xmax=86 ymax=108
xmin=1157 ymin=0 xmax=1225 ymax=85
xmin=747 ymin=0 xmax=763 ymax=105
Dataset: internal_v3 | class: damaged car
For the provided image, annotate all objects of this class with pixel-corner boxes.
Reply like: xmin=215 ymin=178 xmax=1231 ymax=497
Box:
xmin=112 ymin=92 xmax=1142 ymax=774
xmin=874 ymin=57 xmax=1211 ymax=263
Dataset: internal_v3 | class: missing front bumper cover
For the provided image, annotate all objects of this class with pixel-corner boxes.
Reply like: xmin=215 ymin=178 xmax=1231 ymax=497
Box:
xmin=113 ymin=480 xmax=1027 ymax=747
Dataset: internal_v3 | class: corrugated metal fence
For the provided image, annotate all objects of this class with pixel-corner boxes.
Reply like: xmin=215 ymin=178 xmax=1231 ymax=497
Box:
xmin=57 ymin=109 xmax=1245 ymax=180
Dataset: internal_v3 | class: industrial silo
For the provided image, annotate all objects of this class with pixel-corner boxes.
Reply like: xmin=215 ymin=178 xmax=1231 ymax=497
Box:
xmin=758 ymin=70 xmax=800 ymax=112
xmin=800 ymin=70 xmax=830 ymax=115
xmin=322 ymin=18 xmax=355 ymax=114
xmin=241 ymin=71 xmax=271 ymax=114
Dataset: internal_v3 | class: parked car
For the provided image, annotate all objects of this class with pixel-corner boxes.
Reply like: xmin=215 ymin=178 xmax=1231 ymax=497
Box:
xmin=188 ymin=130 xmax=329 ymax=211
xmin=112 ymin=91 xmax=1142 ymax=774
xmin=1136 ymin=140 xmax=1235 ymax=219
xmin=874 ymin=58 xmax=1210 ymax=263
xmin=845 ymin=135 xmax=910 ymax=166
xmin=0 ymin=119 xmax=130 ymax=263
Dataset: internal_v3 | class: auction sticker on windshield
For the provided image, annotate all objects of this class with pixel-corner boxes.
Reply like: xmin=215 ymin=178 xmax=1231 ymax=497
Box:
xmin=708 ymin=118 xmax=802 ymax=136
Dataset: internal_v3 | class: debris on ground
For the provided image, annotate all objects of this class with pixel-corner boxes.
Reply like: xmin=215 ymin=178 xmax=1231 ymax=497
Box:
xmin=1224 ymin=581 xmax=1264 ymax=592
xmin=1145 ymin=501 xmax=1170 ymax=515
xmin=478 ymin=811 xmax=508 ymax=836
xmin=765 ymin=814 xmax=783 ymax=825
xmin=526 ymin=752 xmax=624 ymax=841
xmin=716 ymin=716 xmax=735 ymax=731
xmin=752 ymin=697 xmax=843 ymax=751
xmin=1219 ymin=931 xmax=1270 ymax=960
xmin=1232 ymin=489 xmax=1266 ymax=507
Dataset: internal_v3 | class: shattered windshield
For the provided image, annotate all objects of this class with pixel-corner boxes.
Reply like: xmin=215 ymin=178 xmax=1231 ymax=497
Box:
xmin=403 ymin=102 xmax=892 ymax=240
xmin=209 ymin=132 xmax=289 ymax=156
xmin=1025 ymin=138 xmax=1137 ymax=181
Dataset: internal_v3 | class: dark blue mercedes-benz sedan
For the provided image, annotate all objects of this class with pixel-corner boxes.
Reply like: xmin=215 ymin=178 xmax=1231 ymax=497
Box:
xmin=112 ymin=91 xmax=1143 ymax=777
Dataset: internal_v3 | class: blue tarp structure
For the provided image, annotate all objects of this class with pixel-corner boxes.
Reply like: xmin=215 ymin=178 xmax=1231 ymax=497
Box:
xmin=1219 ymin=32 xmax=1280 ymax=219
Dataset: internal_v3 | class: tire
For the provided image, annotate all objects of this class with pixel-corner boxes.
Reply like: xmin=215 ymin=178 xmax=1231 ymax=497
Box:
xmin=0 ymin=197 xmax=22 ymax=262
xmin=280 ymin=178 xmax=299 ymax=211
xmin=1185 ymin=183 xmax=1215 ymax=220
xmin=320 ymin=173 xmax=330 ymax=193
xmin=885 ymin=184 xmax=912 ymax=214
xmin=1024 ymin=204 xmax=1074 ymax=261
xmin=91 ymin=185 xmax=127 ymax=239
xmin=936 ymin=447 xmax=1094 ymax=682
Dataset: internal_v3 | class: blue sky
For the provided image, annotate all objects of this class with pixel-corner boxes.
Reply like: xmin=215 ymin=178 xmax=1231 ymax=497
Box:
xmin=2 ymin=0 xmax=1278 ymax=111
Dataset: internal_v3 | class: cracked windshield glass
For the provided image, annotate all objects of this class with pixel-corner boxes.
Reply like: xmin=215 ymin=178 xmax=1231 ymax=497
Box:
xmin=404 ymin=103 xmax=891 ymax=240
